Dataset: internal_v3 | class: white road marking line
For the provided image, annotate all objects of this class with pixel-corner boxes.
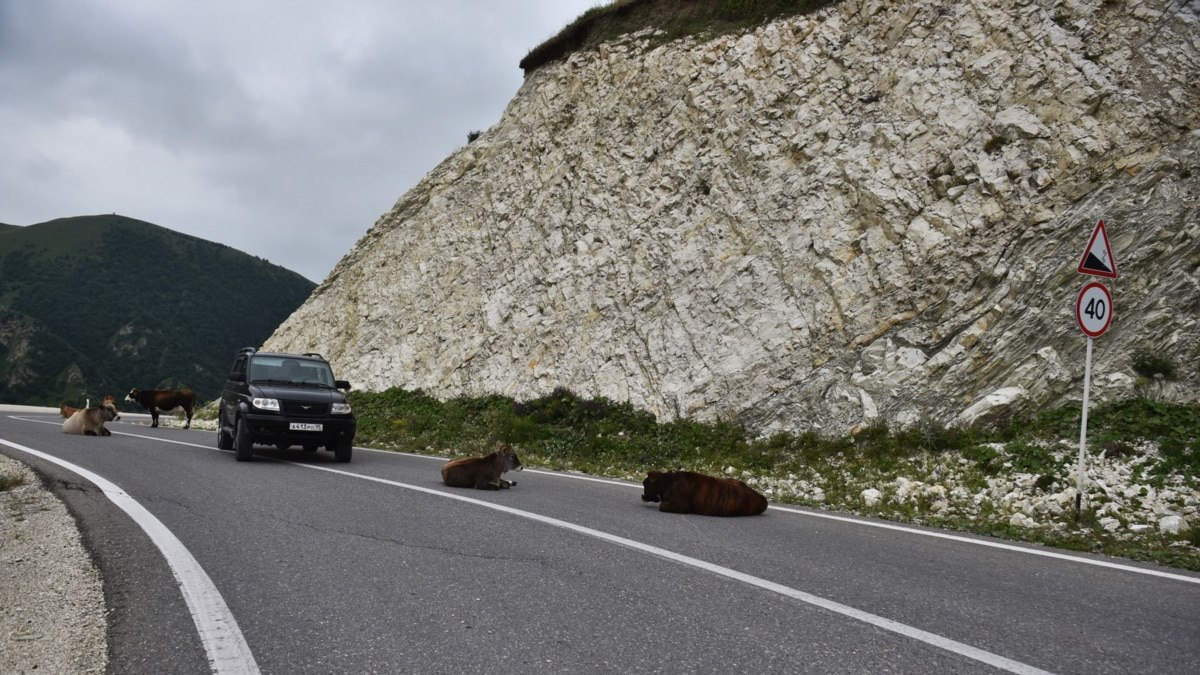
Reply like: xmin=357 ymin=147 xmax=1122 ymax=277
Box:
xmin=765 ymin=504 xmax=1200 ymax=585
xmin=284 ymin=461 xmax=1050 ymax=675
xmin=13 ymin=413 xmax=1200 ymax=587
xmin=525 ymin=464 xmax=1200 ymax=586
xmin=0 ymin=437 xmax=260 ymax=675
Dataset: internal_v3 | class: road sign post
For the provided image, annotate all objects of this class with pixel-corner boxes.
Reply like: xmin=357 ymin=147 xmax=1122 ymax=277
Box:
xmin=1073 ymin=221 xmax=1118 ymax=520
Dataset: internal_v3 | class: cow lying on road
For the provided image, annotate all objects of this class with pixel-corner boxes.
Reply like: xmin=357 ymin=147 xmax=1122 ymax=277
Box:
xmin=641 ymin=470 xmax=768 ymax=516
xmin=441 ymin=444 xmax=523 ymax=490
xmin=63 ymin=401 xmax=119 ymax=436
xmin=125 ymin=388 xmax=196 ymax=428
xmin=61 ymin=395 xmax=120 ymax=421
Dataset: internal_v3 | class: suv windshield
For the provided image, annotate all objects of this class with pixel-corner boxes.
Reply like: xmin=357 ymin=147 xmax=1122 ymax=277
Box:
xmin=249 ymin=356 xmax=336 ymax=388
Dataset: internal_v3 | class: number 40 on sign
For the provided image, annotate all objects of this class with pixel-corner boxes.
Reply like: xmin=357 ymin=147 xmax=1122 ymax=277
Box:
xmin=1075 ymin=281 xmax=1113 ymax=338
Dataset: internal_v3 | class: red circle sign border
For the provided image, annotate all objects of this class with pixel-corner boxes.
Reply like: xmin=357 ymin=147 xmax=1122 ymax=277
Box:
xmin=1075 ymin=281 xmax=1113 ymax=338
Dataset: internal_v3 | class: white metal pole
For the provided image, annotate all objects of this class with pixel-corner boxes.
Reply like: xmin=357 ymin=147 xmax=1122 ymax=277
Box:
xmin=1076 ymin=336 xmax=1094 ymax=520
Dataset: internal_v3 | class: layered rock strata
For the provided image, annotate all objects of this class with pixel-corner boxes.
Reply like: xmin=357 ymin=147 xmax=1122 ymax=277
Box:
xmin=267 ymin=0 xmax=1200 ymax=434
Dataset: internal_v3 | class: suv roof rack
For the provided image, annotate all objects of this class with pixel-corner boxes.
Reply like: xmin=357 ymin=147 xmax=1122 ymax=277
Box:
xmin=240 ymin=346 xmax=258 ymax=354
xmin=302 ymin=352 xmax=324 ymax=359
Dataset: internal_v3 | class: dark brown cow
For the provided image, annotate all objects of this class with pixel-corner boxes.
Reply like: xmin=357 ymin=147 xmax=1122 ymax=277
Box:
xmin=641 ymin=470 xmax=768 ymax=517
xmin=441 ymin=444 xmax=523 ymax=490
xmin=125 ymin=388 xmax=196 ymax=428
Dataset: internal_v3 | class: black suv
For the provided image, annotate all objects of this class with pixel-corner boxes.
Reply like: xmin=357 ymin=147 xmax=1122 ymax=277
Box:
xmin=218 ymin=347 xmax=357 ymax=462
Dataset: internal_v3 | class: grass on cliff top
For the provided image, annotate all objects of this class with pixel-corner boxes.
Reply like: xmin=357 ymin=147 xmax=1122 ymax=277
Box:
xmin=520 ymin=0 xmax=840 ymax=73
xmin=348 ymin=387 xmax=1200 ymax=570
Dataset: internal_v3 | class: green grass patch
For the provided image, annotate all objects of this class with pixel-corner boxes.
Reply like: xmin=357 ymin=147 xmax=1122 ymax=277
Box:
xmin=349 ymin=388 xmax=1200 ymax=570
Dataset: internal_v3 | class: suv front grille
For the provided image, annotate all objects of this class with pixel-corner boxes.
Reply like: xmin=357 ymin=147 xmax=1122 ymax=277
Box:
xmin=281 ymin=401 xmax=330 ymax=417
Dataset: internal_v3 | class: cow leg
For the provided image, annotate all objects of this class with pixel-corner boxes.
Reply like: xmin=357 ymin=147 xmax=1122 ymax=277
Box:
xmin=100 ymin=427 xmax=111 ymax=436
xmin=151 ymin=409 xmax=159 ymax=427
xmin=658 ymin=500 xmax=691 ymax=514
xmin=84 ymin=429 xmax=97 ymax=436
xmin=184 ymin=409 xmax=193 ymax=429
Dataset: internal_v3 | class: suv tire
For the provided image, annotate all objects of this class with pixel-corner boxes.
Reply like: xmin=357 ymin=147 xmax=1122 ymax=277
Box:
xmin=235 ymin=416 xmax=254 ymax=462
xmin=216 ymin=410 xmax=234 ymax=450
xmin=330 ymin=438 xmax=352 ymax=463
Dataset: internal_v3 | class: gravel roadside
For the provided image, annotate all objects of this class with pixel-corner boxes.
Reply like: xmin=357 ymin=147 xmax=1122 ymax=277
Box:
xmin=0 ymin=453 xmax=107 ymax=673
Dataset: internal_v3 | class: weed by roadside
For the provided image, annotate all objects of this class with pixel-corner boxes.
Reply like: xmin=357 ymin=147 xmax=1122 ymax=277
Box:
xmin=347 ymin=387 xmax=1200 ymax=570
xmin=0 ymin=470 xmax=27 ymax=492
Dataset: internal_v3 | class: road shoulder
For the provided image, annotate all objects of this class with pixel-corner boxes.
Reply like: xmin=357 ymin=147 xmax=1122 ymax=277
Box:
xmin=0 ymin=452 xmax=107 ymax=672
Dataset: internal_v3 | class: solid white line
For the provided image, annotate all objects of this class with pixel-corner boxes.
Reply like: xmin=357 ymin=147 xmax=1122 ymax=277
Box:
xmin=285 ymin=460 xmax=1051 ymax=675
xmin=765 ymin=505 xmax=1200 ymax=585
xmin=0 ymin=438 xmax=260 ymax=675
xmin=458 ymin=450 xmax=1200 ymax=586
xmin=12 ymin=414 xmax=1200 ymax=585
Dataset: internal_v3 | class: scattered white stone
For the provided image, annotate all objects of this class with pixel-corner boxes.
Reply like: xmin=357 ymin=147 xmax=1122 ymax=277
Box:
xmin=1159 ymin=515 xmax=1189 ymax=535
xmin=1009 ymin=513 xmax=1038 ymax=528
xmin=862 ymin=488 xmax=882 ymax=507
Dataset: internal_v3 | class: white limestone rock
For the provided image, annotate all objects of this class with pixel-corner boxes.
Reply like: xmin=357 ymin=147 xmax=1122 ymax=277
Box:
xmin=265 ymin=0 xmax=1200 ymax=436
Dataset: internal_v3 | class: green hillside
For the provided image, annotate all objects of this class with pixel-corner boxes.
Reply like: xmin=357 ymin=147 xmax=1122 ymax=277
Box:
xmin=0 ymin=214 xmax=316 ymax=406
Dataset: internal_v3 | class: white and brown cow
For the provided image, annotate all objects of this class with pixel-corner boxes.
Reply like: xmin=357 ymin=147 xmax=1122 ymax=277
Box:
xmin=63 ymin=401 xmax=120 ymax=436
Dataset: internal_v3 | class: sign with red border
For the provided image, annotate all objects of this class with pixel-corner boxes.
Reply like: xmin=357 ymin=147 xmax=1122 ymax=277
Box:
xmin=1075 ymin=281 xmax=1113 ymax=338
xmin=1077 ymin=220 xmax=1119 ymax=278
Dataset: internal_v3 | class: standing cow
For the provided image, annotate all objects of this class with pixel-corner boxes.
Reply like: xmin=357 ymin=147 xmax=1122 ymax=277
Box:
xmin=126 ymin=388 xmax=197 ymax=429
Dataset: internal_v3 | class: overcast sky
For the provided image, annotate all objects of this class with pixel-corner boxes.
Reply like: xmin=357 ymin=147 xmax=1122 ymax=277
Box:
xmin=0 ymin=0 xmax=601 ymax=282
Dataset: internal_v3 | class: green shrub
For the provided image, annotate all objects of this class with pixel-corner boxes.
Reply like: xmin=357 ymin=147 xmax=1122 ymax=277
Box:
xmin=1131 ymin=349 xmax=1178 ymax=381
xmin=0 ymin=471 xmax=26 ymax=491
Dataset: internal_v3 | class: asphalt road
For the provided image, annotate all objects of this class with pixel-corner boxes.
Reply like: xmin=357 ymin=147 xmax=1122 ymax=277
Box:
xmin=2 ymin=410 xmax=1199 ymax=674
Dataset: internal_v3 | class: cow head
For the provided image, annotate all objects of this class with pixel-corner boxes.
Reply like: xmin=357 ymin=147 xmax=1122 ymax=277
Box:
xmin=642 ymin=471 xmax=666 ymax=502
xmin=125 ymin=388 xmax=140 ymax=404
xmin=497 ymin=444 xmax=523 ymax=473
xmin=102 ymin=395 xmax=121 ymax=420
xmin=100 ymin=402 xmax=119 ymax=422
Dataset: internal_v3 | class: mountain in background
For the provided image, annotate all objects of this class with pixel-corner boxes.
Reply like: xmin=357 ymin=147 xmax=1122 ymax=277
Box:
xmin=0 ymin=214 xmax=316 ymax=406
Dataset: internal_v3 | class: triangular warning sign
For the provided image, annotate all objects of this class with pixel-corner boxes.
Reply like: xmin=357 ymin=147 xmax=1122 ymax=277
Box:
xmin=1077 ymin=220 xmax=1119 ymax=278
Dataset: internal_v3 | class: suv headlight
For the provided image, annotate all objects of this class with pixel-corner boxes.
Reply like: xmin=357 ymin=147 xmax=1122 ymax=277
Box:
xmin=252 ymin=397 xmax=280 ymax=412
xmin=331 ymin=402 xmax=352 ymax=415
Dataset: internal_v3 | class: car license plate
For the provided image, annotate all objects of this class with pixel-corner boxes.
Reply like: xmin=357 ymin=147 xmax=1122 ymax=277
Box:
xmin=289 ymin=422 xmax=323 ymax=432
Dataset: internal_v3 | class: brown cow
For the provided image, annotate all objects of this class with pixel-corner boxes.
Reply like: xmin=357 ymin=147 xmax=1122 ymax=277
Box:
xmin=641 ymin=470 xmax=768 ymax=517
xmin=125 ymin=388 xmax=196 ymax=428
xmin=441 ymin=444 xmax=523 ymax=490
xmin=63 ymin=401 xmax=119 ymax=436
xmin=61 ymin=395 xmax=121 ymax=421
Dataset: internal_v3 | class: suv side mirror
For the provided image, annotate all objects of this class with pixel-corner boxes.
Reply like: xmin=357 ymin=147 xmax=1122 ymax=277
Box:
xmin=335 ymin=380 xmax=351 ymax=391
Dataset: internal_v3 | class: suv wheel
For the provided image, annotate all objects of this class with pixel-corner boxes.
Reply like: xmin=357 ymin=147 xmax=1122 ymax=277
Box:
xmin=216 ymin=410 xmax=234 ymax=450
xmin=329 ymin=438 xmax=352 ymax=463
xmin=235 ymin=416 xmax=254 ymax=462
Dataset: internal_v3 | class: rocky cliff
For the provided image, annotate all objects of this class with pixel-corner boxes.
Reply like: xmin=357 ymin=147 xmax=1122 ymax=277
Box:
xmin=265 ymin=0 xmax=1200 ymax=435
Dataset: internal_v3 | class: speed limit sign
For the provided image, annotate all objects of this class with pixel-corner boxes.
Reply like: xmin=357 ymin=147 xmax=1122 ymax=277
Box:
xmin=1075 ymin=281 xmax=1113 ymax=337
